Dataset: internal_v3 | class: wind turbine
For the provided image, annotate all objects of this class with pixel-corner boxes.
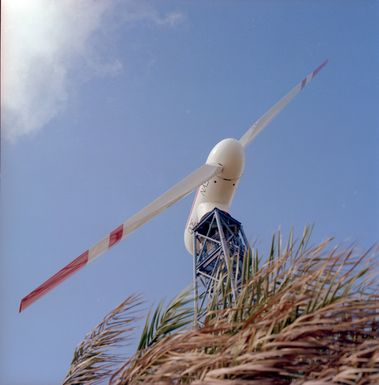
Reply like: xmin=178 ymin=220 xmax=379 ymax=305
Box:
xmin=19 ymin=60 xmax=328 ymax=313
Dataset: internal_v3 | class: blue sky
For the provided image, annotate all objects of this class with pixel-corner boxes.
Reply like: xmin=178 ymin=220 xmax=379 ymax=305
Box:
xmin=1 ymin=1 xmax=378 ymax=384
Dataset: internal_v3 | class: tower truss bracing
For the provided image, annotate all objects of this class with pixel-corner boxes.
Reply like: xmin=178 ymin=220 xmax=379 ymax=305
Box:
xmin=192 ymin=208 xmax=251 ymax=323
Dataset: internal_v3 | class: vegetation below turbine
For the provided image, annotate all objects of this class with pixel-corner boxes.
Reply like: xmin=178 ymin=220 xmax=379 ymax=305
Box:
xmin=63 ymin=227 xmax=379 ymax=385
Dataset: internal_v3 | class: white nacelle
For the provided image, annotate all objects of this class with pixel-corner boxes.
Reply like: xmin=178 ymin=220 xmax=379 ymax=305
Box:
xmin=184 ymin=138 xmax=245 ymax=254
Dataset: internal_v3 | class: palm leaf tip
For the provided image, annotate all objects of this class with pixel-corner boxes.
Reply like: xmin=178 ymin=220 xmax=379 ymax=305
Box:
xmin=63 ymin=294 xmax=142 ymax=385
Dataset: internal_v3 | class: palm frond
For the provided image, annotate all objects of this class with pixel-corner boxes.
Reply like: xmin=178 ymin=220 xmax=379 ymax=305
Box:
xmin=63 ymin=294 xmax=141 ymax=385
xmin=64 ymin=228 xmax=379 ymax=385
xmin=137 ymin=287 xmax=194 ymax=351
xmin=110 ymin=229 xmax=379 ymax=385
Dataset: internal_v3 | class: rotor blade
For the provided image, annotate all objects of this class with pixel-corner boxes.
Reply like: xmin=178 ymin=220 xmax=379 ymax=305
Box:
xmin=239 ymin=59 xmax=328 ymax=147
xmin=19 ymin=163 xmax=222 ymax=312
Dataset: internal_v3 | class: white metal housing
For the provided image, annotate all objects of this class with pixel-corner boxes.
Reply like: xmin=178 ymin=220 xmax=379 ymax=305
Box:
xmin=184 ymin=138 xmax=245 ymax=254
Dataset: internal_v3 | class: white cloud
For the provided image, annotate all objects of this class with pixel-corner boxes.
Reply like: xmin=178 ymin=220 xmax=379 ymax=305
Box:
xmin=1 ymin=0 xmax=121 ymax=141
xmin=123 ymin=3 xmax=185 ymax=27
xmin=1 ymin=0 xmax=185 ymax=141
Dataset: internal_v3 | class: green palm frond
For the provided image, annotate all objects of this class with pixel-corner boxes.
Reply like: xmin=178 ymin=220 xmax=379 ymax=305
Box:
xmin=137 ymin=287 xmax=194 ymax=351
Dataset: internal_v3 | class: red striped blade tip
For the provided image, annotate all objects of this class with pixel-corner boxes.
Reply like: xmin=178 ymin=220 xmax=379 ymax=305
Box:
xmin=19 ymin=251 xmax=89 ymax=312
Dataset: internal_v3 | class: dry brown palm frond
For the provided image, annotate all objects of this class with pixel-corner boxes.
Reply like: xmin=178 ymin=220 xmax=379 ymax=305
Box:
xmin=63 ymin=294 xmax=142 ymax=385
xmin=63 ymin=229 xmax=378 ymax=385
xmin=109 ymin=229 xmax=379 ymax=385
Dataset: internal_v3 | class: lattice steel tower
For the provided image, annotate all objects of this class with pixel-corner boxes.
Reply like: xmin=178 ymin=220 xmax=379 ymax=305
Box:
xmin=192 ymin=208 xmax=251 ymax=321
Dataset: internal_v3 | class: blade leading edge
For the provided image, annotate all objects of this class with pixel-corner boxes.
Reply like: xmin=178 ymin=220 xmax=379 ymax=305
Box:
xmin=19 ymin=163 xmax=222 ymax=312
xmin=239 ymin=59 xmax=328 ymax=147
